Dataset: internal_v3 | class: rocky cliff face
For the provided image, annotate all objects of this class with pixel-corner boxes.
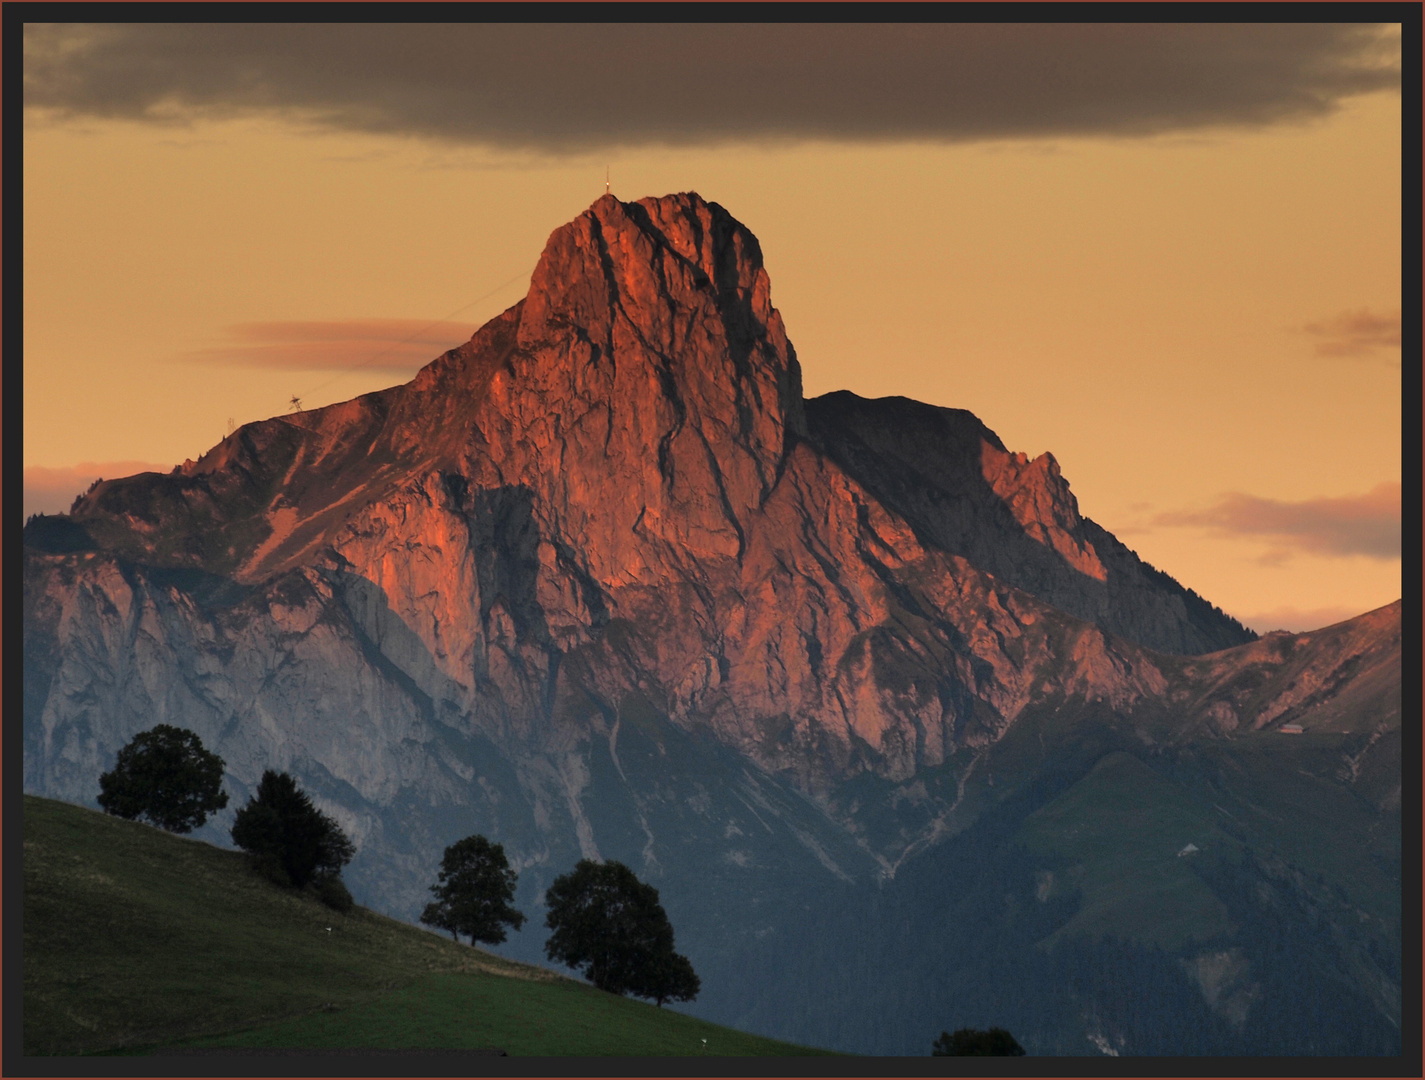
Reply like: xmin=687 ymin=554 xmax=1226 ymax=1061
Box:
xmin=39 ymin=193 xmax=1207 ymax=799
xmin=24 ymin=193 xmax=1399 ymax=1055
xmin=805 ymin=391 xmax=1255 ymax=655
xmin=33 ymin=194 xmax=1251 ymax=788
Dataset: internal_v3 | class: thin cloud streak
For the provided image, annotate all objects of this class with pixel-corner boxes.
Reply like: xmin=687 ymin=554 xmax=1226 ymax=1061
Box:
xmin=24 ymin=461 xmax=173 ymax=519
xmin=1236 ymin=603 xmax=1386 ymax=635
xmin=1302 ymin=307 xmax=1402 ymax=358
xmin=1154 ymin=483 xmax=1401 ymax=560
xmin=184 ymin=319 xmax=478 ymax=372
xmin=23 ymin=24 xmax=1401 ymax=152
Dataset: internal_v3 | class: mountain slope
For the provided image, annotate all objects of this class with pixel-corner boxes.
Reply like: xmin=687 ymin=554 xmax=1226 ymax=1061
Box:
xmin=28 ymin=194 xmax=1256 ymax=802
xmin=21 ymin=795 xmax=834 ymax=1057
xmin=23 ymin=192 xmax=1400 ymax=1056
xmin=804 ymin=390 xmax=1255 ymax=655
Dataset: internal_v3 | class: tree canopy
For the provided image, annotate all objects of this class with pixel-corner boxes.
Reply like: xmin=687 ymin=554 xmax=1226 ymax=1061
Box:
xmin=97 ymin=725 xmax=228 ymax=833
xmin=230 ymin=770 xmax=354 ymax=891
xmin=931 ymin=1027 xmax=1026 ymax=1056
xmin=420 ymin=834 xmax=526 ymax=945
xmin=543 ymin=859 xmax=700 ymax=1006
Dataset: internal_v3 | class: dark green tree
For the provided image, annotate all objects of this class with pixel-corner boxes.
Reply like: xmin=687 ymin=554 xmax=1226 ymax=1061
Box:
xmin=932 ymin=1027 xmax=1026 ymax=1056
xmin=633 ymin=944 xmax=702 ymax=1008
xmin=313 ymin=875 xmax=355 ymax=913
xmin=544 ymin=859 xmax=700 ymax=1005
xmin=420 ymin=834 xmax=526 ymax=945
xmin=97 ymin=725 xmax=229 ymax=833
xmin=230 ymin=770 xmax=355 ymax=891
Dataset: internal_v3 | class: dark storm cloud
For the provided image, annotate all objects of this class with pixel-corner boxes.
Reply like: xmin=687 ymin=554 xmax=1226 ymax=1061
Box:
xmin=23 ymin=23 xmax=1400 ymax=150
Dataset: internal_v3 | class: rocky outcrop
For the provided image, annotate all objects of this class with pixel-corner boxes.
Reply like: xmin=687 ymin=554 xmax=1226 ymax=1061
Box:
xmin=804 ymin=391 xmax=1256 ymax=655
xmin=26 ymin=189 xmax=1394 ymax=845
xmin=23 ymin=192 xmax=1398 ymax=1055
xmin=41 ymin=193 xmax=1207 ymax=798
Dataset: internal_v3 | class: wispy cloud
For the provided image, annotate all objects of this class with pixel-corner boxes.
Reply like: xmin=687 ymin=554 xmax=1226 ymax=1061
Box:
xmin=1154 ymin=482 xmax=1400 ymax=560
xmin=183 ymin=319 xmax=477 ymax=373
xmin=23 ymin=24 xmax=1400 ymax=152
xmin=1302 ymin=307 xmax=1401 ymax=358
xmin=23 ymin=461 xmax=172 ymax=519
xmin=1235 ymin=604 xmax=1386 ymax=635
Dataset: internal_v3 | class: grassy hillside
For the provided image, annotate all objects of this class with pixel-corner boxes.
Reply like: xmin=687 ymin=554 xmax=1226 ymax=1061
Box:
xmin=21 ymin=795 xmax=837 ymax=1057
xmin=1009 ymin=730 xmax=1401 ymax=952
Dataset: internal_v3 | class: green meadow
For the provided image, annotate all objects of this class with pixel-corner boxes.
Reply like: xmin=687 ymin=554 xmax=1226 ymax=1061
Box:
xmin=21 ymin=795 xmax=837 ymax=1057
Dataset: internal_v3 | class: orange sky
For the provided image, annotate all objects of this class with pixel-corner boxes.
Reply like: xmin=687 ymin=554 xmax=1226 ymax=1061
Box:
xmin=22 ymin=24 xmax=1402 ymax=634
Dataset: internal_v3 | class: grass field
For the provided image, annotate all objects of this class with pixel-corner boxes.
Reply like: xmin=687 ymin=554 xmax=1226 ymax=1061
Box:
xmin=22 ymin=795 xmax=836 ymax=1057
xmin=170 ymin=971 xmax=804 ymax=1056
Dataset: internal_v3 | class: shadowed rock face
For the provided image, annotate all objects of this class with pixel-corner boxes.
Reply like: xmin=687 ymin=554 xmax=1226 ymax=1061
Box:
xmin=39 ymin=193 xmax=1193 ymax=792
xmin=24 ymin=188 xmax=1386 ymax=817
xmin=23 ymin=194 xmax=1399 ymax=1054
xmin=804 ymin=391 xmax=1256 ymax=656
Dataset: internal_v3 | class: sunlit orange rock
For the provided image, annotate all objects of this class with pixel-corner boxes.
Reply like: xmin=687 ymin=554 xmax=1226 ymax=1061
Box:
xmin=34 ymin=192 xmax=1280 ymax=799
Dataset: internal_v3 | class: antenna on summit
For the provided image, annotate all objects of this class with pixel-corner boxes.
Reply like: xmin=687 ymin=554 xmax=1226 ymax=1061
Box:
xmin=605 ymin=166 xmax=610 ymax=195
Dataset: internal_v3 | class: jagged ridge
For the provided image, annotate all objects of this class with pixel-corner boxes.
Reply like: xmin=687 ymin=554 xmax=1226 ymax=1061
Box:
xmin=805 ymin=390 xmax=1256 ymax=655
xmin=23 ymin=193 xmax=1399 ymax=1054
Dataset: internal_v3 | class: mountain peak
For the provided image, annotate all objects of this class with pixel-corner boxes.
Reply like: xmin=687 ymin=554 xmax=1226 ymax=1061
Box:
xmin=520 ymin=192 xmax=786 ymax=371
xmin=492 ymin=191 xmax=806 ymax=568
xmin=23 ymin=192 xmax=1398 ymax=1058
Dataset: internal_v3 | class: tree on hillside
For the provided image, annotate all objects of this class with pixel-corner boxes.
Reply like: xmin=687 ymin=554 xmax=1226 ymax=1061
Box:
xmin=543 ymin=859 xmax=700 ymax=1006
xmin=230 ymin=771 xmax=355 ymax=895
xmin=633 ymin=944 xmax=702 ymax=1008
xmin=420 ymin=834 xmax=526 ymax=945
xmin=931 ymin=1027 xmax=1026 ymax=1056
xmin=97 ymin=725 xmax=229 ymax=833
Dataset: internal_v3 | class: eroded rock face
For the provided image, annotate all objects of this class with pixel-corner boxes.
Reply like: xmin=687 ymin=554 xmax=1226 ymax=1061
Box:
xmin=475 ymin=194 xmax=806 ymax=581
xmin=804 ymin=391 xmax=1257 ymax=656
xmin=23 ymin=193 xmax=1400 ymax=1054
xmin=24 ymin=191 xmax=1365 ymax=827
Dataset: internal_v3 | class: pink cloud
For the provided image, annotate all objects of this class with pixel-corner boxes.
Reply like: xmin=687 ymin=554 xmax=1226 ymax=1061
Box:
xmin=1301 ymin=308 xmax=1401 ymax=358
xmin=23 ymin=461 xmax=173 ymax=519
xmin=184 ymin=319 xmax=478 ymax=372
xmin=1154 ymin=482 xmax=1400 ymax=560
xmin=1235 ymin=604 xmax=1384 ymax=635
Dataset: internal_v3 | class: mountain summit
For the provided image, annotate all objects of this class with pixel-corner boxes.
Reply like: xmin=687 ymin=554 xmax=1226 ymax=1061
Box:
xmin=44 ymin=192 xmax=1251 ymax=794
xmin=24 ymin=194 xmax=1398 ymax=1055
